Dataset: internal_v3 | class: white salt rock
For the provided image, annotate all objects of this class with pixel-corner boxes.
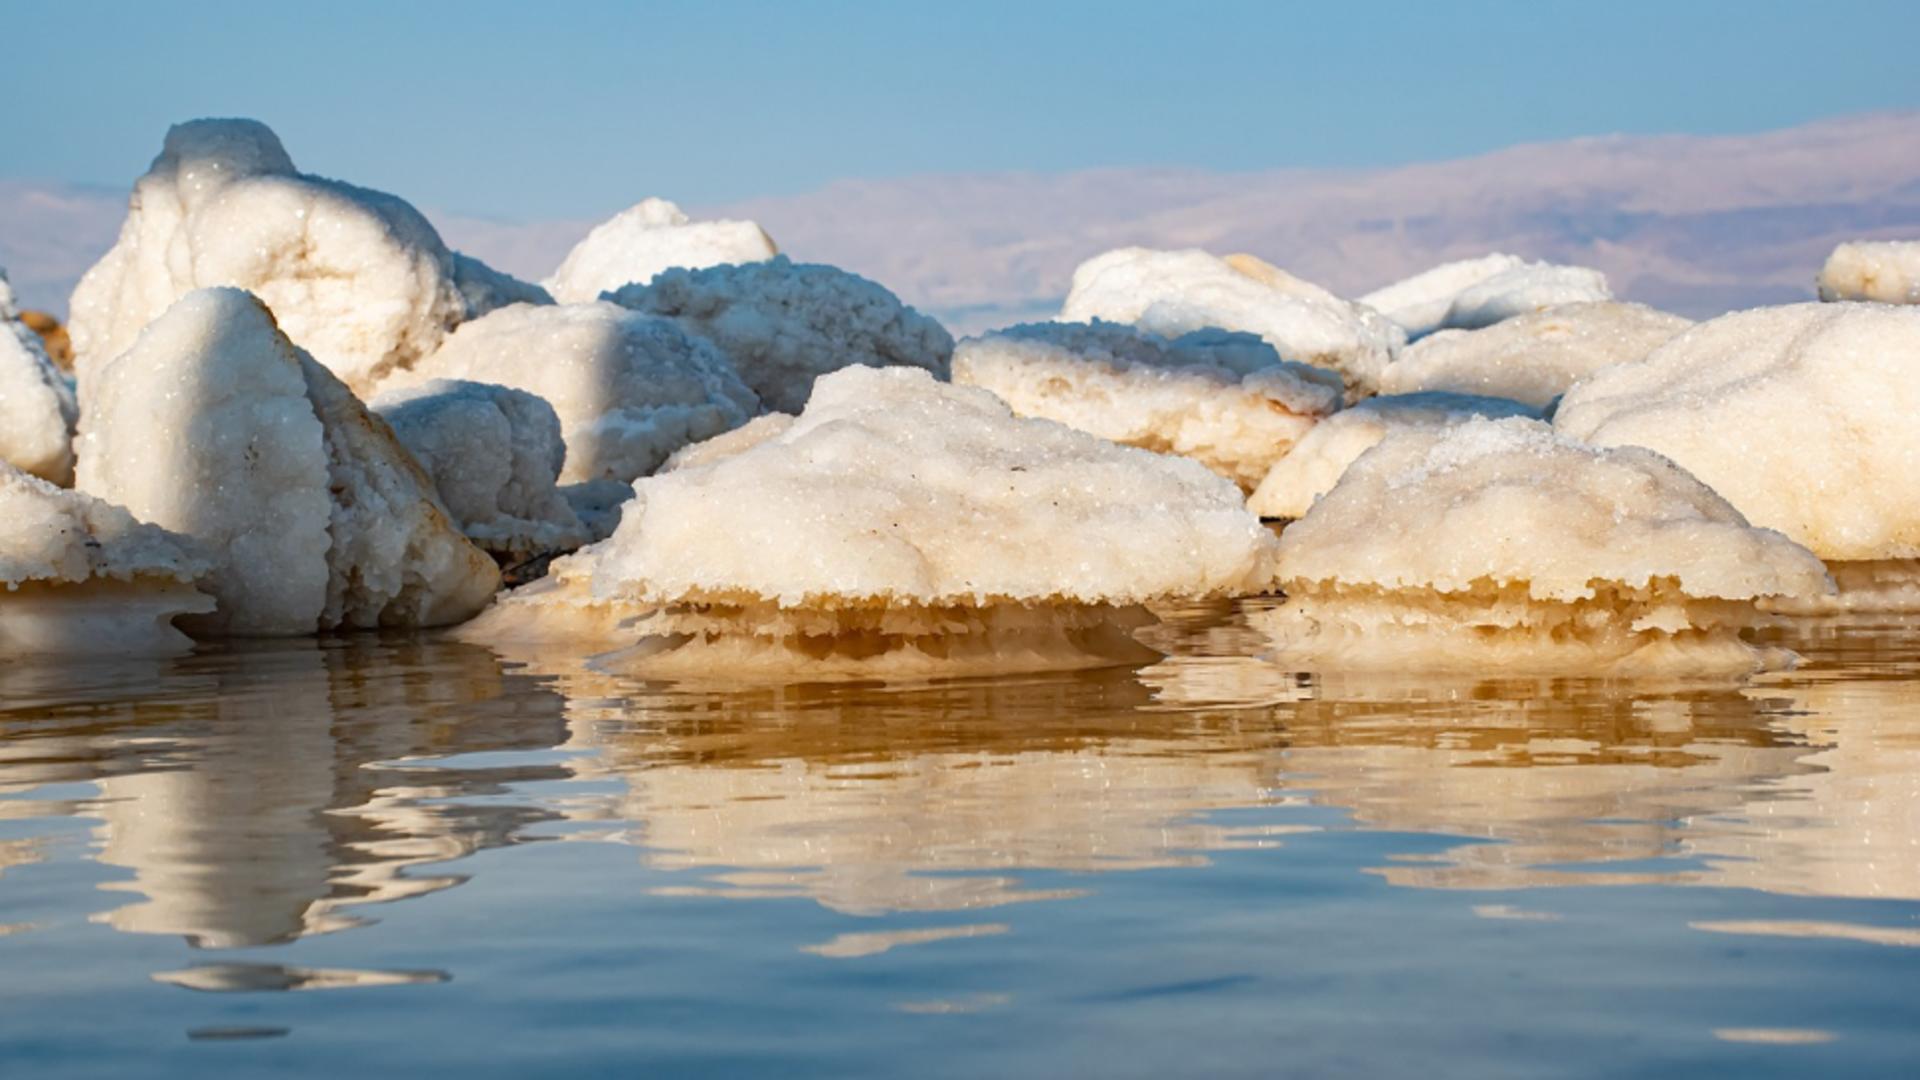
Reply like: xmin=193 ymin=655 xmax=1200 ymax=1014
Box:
xmin=460 ymin=366 xmax=1280 ymax=679
xmin=371 ymin=379 xmax=593 ymax=560
xmin=1246 ymin=392 xmax=1539 ymax=519
xmin=951 ymin=319 xmax=1343 ymax=491
xmin=0 ymin=461 xmax=214 ymax=656
xmin=1261 ymin=417 xmax=1833 ymax=675
xmin=1817 ymin=241 xmax=1920 ymax=304
xmin=1059 ymin=248 xmax=1404 ymax=401
xmin=0 ymin=267 xmax=16 ymax=319
xmin=1442 ymin=262 xmax=1612 ymax=330
xmin=1359 ymin=253 xmax=1526 ymax=339
xmin=67 ymin=118 xmax=548 ymax=395
xmin=544 ymin=197 xmax=778 ymax=304
xmin=559 ymin=478 xmax=636 ymax=542
xmin=381 ymin=301 xmax=758 ymax=483
xmin=1378 ymin=302 xmax=1693 ymax=408
xmin=75 ymin=288 xmax=499 ymax=636
xmin=606 ymin=256 xmax=954 ymax=413
xmin=0 ymin=309 xmax=78 ymax=484
xmin=658 ymin=413 xmax=795 ymax=473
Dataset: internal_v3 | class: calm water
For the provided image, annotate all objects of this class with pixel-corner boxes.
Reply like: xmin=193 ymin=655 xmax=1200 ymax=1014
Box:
xmin=2 ymin=604 xmax=1918 ymax=1078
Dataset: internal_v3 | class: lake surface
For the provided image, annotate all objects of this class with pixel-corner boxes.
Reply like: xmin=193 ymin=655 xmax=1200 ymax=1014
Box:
xmin=2 ymin=603 xmax=1918 ymax=1077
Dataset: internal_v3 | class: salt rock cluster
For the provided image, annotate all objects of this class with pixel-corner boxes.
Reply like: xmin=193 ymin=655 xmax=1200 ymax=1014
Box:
xmin=543 ymin=197 xmax=778 ymax=303
xmin=951 ymin=319 xmax=1344 ymax=490
xmin=461 ymin=366 xmax=1280 ymax=678
xmin=67 ymin=119 xmax=546 ymax=395
xmin=606 ymin=257 xmax=954 ymax=413
xmin=1260 ymin=418 xmax=1833 ymax=674
xmin=0 ymin=285 xmax=78 ymax=484
xmin=1358 ymin=253 xmax=1526 ymax=339
xmin=1817 ymin=241 xmax=1920 ymax=305
xmin=1377 ymin=301 xmax=1693 ymax=408
xmin=1360 ymin=256 xmax=1610 ymax=337
xmin=1556 ymin=303 xmax=1920 ymax=611
xmin=1059 ymin=248 xmax=1404 ymax=400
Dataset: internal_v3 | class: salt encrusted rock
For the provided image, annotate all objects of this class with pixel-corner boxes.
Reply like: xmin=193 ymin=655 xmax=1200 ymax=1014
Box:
xmin=371 ymin=379 xmax=594 ymax=561
xmin=0 ymin=461 xmax=213 ymax=656
xmin=1441 ymin=262 xmax=1612 ymax=330
xmin=1359 ymin=253 xmax=1526 ymax=339
xmin=1058 ymin=247 xmax=1404 ymax=401
xmin=75 ymin=288 xmax=499 ymax=636
xmin=544 ymin=197 xmax=778 ymax=304
xmin=67 ymin=118 xmax=548 ymax=395
xmin=1817 ymin=241 xmax=1920 ymax=305
xmin=0 ymin=307 xmax=77 ymax=484
xmin=1261 ymin=417 xmax=1833 ymax=674
xmin=1246 ymin=392 xmax=1538 ymax=519
xmin=951 ymin=320 xmax=1345 ymax=491
xmin=1377 ymin=302 xmax=1693 ymax=408
xmin=658 ymin=413 xmax=795 ymax=473
xmin=460 ymin=366 xmax=1280 ymax=679
xmin=606 ymin=256 xmax=954 ymax=413
xmin=0 ymin=268 xmax=14 ymax=318
xmin=1556 ymin=302 xmax=1920 ymax=612
xmin=381 ymin=301 xmax=758 ymax=483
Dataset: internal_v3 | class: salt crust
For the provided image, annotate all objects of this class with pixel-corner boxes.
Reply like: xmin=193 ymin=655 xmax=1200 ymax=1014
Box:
xmin=0 ymin=306 xmax=78 ymax=484
xmin=381 ymin=301 xmax=757 ymax=484
xmin=460 ymin=366 xmax=1280 ymax=678
xmin=1263 ymin=418 xmax=1833 ymax=675
xmin=67 ymin=119 xmax=547 ymax=394
xmin=951 ymin=319 xmax=1344 ymax=490
xmin=1817 ymin=241 xmax=1920 ymax=304
xmin=658 ymin=413 xmax=795 ymax=473
xmin=1246 ymin=392 xmax=1539 ymax=519
xmin=1442 ymin=262 xmax=1612 ymax=331
xmin=606 ymin=256 xmax=955 ymax=413
xmin=75 ymin=288 xmax=498 ymax=636
xmin=1378 ymin=302 xmax=1692 ymax=408
xmin=543 ymin=198 xmax=778 ymax=304
xmin=1056 ymin=248 xmax=1404 ymax=401
xmin=0 ymin=461 xmax=213 ymax=656
xmin=1359 ymin=253 xmax=1525 ymax=339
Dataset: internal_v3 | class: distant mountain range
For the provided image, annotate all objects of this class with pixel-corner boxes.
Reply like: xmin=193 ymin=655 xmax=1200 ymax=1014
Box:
xmin=7 ymin=111 xmax=1920 ymax=333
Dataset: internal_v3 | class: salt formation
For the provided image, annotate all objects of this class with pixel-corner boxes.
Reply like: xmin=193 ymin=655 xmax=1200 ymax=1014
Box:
xmin=951 ymin=320 xmax=1344 ymax=490
xmin=0 ymin=462 xmax=213 ymax=656
xmin=0 ymin=302 xmax=78 ymax=484
xmin=657 ymin=413 xmax=794 ymax=473
xmin=606 ymin=256 xmax=954 ymax=413
xmin=1358 ymin=253 xmax=1526 ymax=339
xmin=1556 ymin=303 xmax=1920 ymax=611
xmin=1816 ymin=241 xmax=1920 ymax=304
xmin=75 ymin=288 xmax=499 ymax=636
xmin=382 ymin=301 xmax=758 ymax=483
xmin=462 ymin=366 xmax=1279 ymax=678
xmin=1442 ymin=262 xmax=1612 ymax=330
xmin=1246 ymin=392 xmax=1538 ymax=519
xmin=371 ymin=379 xmax=593 ymax=560
xmin=543 ymin=197 xmax=778 ymax=304
xmin=66 ymin=118 xmax=547 ymax=394
xmin=1058 ymin=247 xmax=1403 ymax=400
xmin=1261 ymin=418 xmax=1832 ymax=674
xmin=1377 ymin=302 xmax=1693 ymax=408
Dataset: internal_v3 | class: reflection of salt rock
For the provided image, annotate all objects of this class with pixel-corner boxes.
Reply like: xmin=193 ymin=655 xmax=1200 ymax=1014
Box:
xmin=0 ymin=308 xmax=77 ymax=484
xmin=462 ymin=367 xmax=1279 ymax=679
xmin=607 ymin=256 xmax=952 ymax=413
xmin=371 ymin=379 xmax=593 ymax=560
xmin=658 ymin=413 xmax=794 ymax=473
xmin=1442 ymin=262 xmax=1612 ymax=330
xmin=1262 ymin=418 xmax=1832 ymax=674
xmin=1059 ymin=247 xmax=1403 ymax=400
xmin=951 ymin=320 xmax=1344 ymax=490
xmin=0 ymin=462 xmax=212 ymax=657
xmin=1246 ymin=392 xmax=1537 ymax=519
xmin=67 ymin=118 xmax=546 ymax=393
xmin=1817 ymin=241 xmax=1920 ymax=304
xmin=381 ymin=301 xmax=757 ymax=483
xmin=1378 ymin=302 xmax=1692 ymax=408
xmin=544 ymin=197 xmax=777 ymax=303
xmin=1359 ymin=253 xmax=1525 ymax=339
xmin=1556 ymin=304 xmax=1920 ymax=611
xmin=75 ymin=289 xmax=498 ymax=635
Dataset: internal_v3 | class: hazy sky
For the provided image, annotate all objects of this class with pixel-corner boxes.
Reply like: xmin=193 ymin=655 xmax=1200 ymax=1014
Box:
xmin=4 ymin=1 xmax=1918 ymax=219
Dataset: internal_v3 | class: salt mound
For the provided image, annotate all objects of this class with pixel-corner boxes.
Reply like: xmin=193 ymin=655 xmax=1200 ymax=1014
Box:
xmin=1817 ymin=241 xmax=1920 ymax=305
xmin=658 ymin=413 xmax=795 ymax=473
xmin=460 ymin=366 xmax=1280 ymax=679
xmin=380 ymin=301 xmax=756 ymax=484
xmin=1359 ymin=253 xmax=1525 ymax=339
xmin=1059 ymin=247 xmax=1403 ymax=400
xmin=0 ymin=461 xmax=213 ymax=656
xmin=543 ymin=197 xmax=778 ymax=303
xmin=605 ymin=256 xmax=954 ymax=413
xmin=1262 ymin=417 xmax=1833 ymax=675
xmin=951 ymin=320 xmax=1344 ymax=490
xmin=1 ymin=305 xmax=77 ymax=484
xmin=371 ymin=379 xmax=594 ymax=561
xmin=75 ymin=288 xmax=499 ymax=636
xmin=1246 ymin=392 xmax=1538 ymax=519
xmin=1378 ymin=302 xmax=1693 ymax=408
xmin=67 ymin=118 xmax=547 ymax=394
xmin=1443 ymin=262 xmax=1612 ymax=331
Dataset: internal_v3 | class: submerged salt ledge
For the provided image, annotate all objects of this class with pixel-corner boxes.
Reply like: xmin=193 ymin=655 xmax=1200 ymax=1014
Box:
xmin=544 ymin=197 xmax=778 ymax=304
xmin=1817 ymin=241 xmax=1920 ymax=305
xmin=1378 ymin=302 xmax=1692 ymax=408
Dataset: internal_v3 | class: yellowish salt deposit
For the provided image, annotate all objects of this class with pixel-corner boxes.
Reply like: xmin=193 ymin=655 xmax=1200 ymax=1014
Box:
xmin=1816 ymin=240 xmax=1920 ymax=304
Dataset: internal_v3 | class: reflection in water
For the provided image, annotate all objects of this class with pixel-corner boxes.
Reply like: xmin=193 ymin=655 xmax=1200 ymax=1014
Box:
xmin=155 ymin=963 xmax=450 ymax=993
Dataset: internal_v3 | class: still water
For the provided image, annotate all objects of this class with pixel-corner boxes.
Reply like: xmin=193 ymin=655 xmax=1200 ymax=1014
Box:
xmin=2 ymin=603 xmax=1917 ymax=1077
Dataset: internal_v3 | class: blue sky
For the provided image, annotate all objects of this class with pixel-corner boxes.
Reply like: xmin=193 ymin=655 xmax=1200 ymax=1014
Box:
xmin=3 ymin=1 xmax=1918 ymax=219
